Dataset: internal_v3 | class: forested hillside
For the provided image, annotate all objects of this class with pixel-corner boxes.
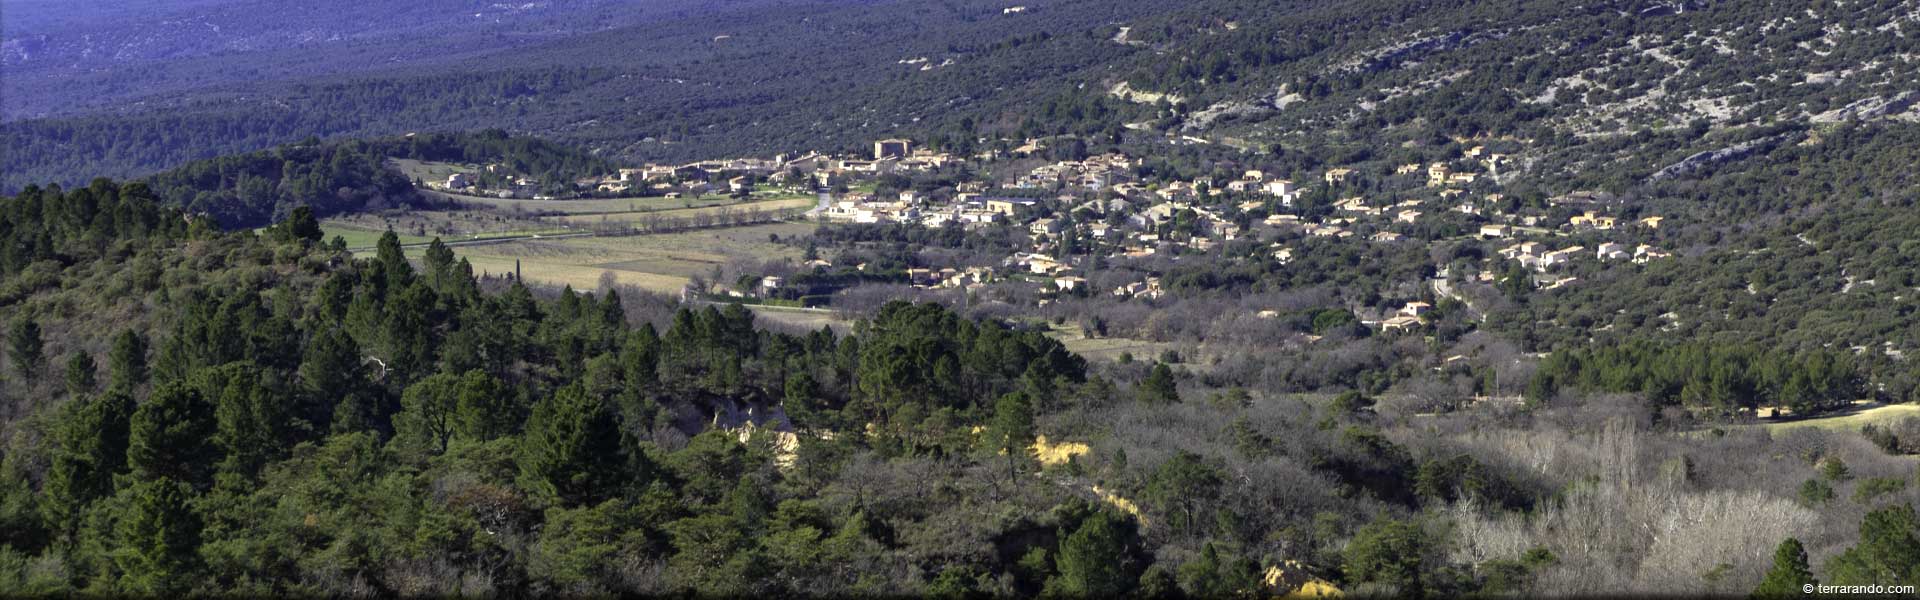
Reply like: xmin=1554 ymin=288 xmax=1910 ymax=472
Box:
xmin=131 ymin=130 xmax=611 ymax=228
xmin=0 ymin=178 xmax=1916 ymax=597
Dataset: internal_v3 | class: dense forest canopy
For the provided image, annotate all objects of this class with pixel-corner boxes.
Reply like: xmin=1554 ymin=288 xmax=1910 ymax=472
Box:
xmin=132 ymin=130 xmax=612 ymax=228
xmin=0 ymin=163 xmax=1916 ymax=598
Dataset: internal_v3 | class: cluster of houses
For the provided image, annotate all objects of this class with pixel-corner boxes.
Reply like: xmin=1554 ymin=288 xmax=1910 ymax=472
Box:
xmin=433 ymin=165 xmax=551 ymax=199
xmin=1498 ymin=240 xmax=1671 ymax=270
xmin=1014 ymin=153 xmax=1136 ymax=190
xmin=587 ymin=138 xmax=963 ymax=198
xmin=819 ymin=194 xmax=1028 ymax=227
xmin=638 ymin=135 xmax=1685 ymax=335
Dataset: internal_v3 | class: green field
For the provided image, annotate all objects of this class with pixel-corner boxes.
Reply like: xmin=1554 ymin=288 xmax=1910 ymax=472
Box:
xmin=324 ymin=227 xmax=432 ymax=249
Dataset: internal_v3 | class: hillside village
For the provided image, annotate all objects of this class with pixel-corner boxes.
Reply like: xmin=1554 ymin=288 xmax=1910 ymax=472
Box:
xmin=583 ymin=134 xmax=1677 ymax=333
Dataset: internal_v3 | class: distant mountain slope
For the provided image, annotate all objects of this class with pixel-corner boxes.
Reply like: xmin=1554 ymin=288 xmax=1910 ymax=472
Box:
xmin=1096 ymin=0 xmax=1920 ymax=184
xmin=6 ymin=0 xmax=1918 ymax=196
xmin=1 ymin=0 xmax=1169 ymax=192
xmin=0 ymin=0 xmax=723 ymax=119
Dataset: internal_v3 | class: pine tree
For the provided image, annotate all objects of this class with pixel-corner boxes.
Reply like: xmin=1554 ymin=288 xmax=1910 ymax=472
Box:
xmin=1343 ymin=517 xmax=1431 ymax=596
xmin=108 ymin=329 xmax=149 ymax=393
xmin=203 ymin=363 xmax=287 ymax=488
xmin=1823 ymin=504 xmax=1920 ymax=587
xmin=1753 ymin=538 xmax=1815 ymax=598
xmin=423 ymin=238 xmax=456 ymax=290
xmin=8 ymin=315 xmax=43 ymax=379
xmin=41 ymin=390 xmax=135 ymax=538
xmin=127 ymin=382 xmax=218 ymax=489
xmin=1144 ymin=451 xmax=1220 ymax=537
xmin=454 ymin=369 xmax=515 ymax=442
xmin=301 ymin=327 xmax=373 ymax=434
xmin=65 ymin=352 xmax=97 ymax=396
xmin=276 ymin=205 xmax=323 ymax=243
xmin=114 ymin=480 xmax=203 ymax=595
xmin=988 ymin=392 xmax=1035 ymax=481
xmin=394 ymin=373 xmax=462 ymax=455
xmin=518 ymin=383 xmax=623 ymax=506
xmin=1051 ymin=510 xmax=1139 ymax=597
xmin=376 ymin=229 xmax=414 ymax=293
xmin=1137 ymin=362 xmax=1179 ymax=404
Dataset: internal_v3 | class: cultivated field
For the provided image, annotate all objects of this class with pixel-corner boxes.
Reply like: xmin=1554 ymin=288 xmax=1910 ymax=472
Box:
xmin=391 ymin=158 xmax=479 ymax=183
xmin=322 ymin=210 xmax=570 ymax=250
xmin=383 ymin=221 xmax=817 ymax=293
xmin=551 ymin=196 xmax=815 ymax=226
xmin=432 ymin=188 xmax=810 ymax=214
xmin=1752 ymin=402 xmax=1920 ymax=433
xmin=1048 ymin=323 xmax=1189 ymax=365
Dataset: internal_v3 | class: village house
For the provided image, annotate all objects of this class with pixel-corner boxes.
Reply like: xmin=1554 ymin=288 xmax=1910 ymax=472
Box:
xmin=1634 ymin=244 xmax=1672 ymax=264
xmin=1539 ymin=246 xmax=1585 ymax=270
xmin=1335 ymin=197 xmax=1380 ymax=216
xmin=985 ymin=198 xmax=1038 ymax=216
xmin=1265 ymin=179 xmax=1298 ymax=197
xmin=1022 ymin=254 xmax=1071 ymax=275
xmin=1264 ymin=214 xmax=1301 ymax=228
xmin=1306 ymin=224 xmax=1352 ymax=238
xmin=1598 ymin=242 xmax=1629 ymax=261
xmin=1324 ymin=168 xmax=1355 ymax=185
xmin=873 ymin=138 xmax=912 ymax=160
xmin=1427 ymin=163 xmax=1452 ymax=187
xmin=1379 ymin=315 xmax=1424 ymax=332
xmin=1570 ymin=211 xmax=1617 ymax=230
